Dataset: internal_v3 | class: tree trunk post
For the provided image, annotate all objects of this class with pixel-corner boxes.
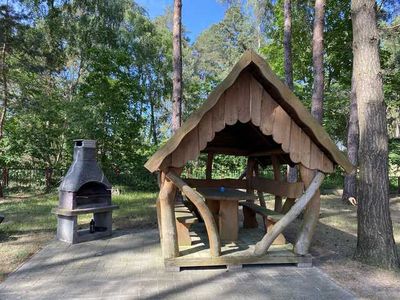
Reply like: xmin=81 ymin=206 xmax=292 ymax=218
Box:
xmin=294 ymin=166 xmax=321 ymax=255
xmin=159 ymin=172 xmax=179 ymax=259
xmin=172 ymin=0 xmax=183 ymax=132
xmin=311 ymin=0 xmax=325 ymax=124
xmin=352 ymin=0 xmax=399 ymax=269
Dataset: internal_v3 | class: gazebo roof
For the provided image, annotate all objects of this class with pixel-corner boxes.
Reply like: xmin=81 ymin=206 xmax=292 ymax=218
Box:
xmin=145 ymin=50 xmax=353 ymax=174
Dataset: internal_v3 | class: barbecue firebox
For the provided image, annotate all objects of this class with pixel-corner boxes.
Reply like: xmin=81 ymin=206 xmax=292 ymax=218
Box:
xmin=53 ymin=139 xmax=118 ymax=244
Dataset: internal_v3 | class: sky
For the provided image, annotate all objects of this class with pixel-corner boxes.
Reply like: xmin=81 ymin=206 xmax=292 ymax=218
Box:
xmin=135 ymin=0 xmax=227 ymax=42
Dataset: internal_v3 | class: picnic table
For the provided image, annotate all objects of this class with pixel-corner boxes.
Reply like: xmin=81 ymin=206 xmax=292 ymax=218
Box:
xmin=197 ymin=187 xmax=258 ymax=242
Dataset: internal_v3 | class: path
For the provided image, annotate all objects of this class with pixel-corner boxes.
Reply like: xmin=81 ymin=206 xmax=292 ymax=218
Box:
xmin=0 ymin=229 xmax=355 ymax=299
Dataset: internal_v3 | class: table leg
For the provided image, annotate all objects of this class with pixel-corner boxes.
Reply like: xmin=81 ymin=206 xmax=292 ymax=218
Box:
xmin=206 ymin=199 xmax=220 ymax=228
xmin=219 ymin=201 xmax=238 ymax=242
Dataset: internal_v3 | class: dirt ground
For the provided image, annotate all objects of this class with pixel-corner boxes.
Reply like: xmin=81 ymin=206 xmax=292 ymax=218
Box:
xmin=284 ymin=194 xmax=400 ymax=300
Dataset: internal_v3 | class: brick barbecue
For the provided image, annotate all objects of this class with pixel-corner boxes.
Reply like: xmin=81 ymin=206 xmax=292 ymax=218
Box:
xmin=53 ymin=139 xmax=118 ymax=244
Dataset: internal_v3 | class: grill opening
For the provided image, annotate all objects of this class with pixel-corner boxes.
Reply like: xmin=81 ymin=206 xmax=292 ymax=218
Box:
xmin=76 ymin=182 xmax=110 ymax=208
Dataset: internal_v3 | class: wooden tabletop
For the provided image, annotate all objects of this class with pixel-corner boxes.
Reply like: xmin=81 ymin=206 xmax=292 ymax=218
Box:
xmin=196 ymin=187 xmax=258 ymax=201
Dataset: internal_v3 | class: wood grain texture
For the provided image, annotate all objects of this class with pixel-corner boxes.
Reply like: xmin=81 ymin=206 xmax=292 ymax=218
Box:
xmin=237 ymin=72 xmax=251 ymax=123
xmin=212 ymin=93 xmax=225 ymax=133
xmin=159 ymin=176 xmax=180 ymax=258
xmin=250 ymin=76 xmax=263 ymax=126
xmin=225 ymin=80 xmax=239 ymax=125
xmin=260 ymin=91 xmax=277 ymax=135
xmin=289 ymin=123 xmax=302 ymax=163
xmin=272 ymin=106 xmax=290 ymax=147
xmin=198 ymin=112 xmax=213 ymax=151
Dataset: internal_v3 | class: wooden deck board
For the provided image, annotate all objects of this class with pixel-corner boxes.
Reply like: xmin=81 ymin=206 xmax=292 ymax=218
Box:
xmin=167 ymin=223 xmax=311 ymax=269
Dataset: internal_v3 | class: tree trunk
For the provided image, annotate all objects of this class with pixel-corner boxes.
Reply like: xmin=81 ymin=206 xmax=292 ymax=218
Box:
xmin=283 ymin=0 xmax=293 ymax=92
xmin=0 ymin=24 xmax=9 ymax=139
xmin=150 ymin=93 xmax=158 ymax=146
xmin=283 ymin=0 xmax=298 ymax=183
xmin=342 ymin=75 xmax=359 ymax=203
xmin=352 ymin=0 xmax=399 ymax=269
xmin=172 ymin=0 xmax=183 ymax=133
xmin=311 ymin=0 xmax=325 ymax=124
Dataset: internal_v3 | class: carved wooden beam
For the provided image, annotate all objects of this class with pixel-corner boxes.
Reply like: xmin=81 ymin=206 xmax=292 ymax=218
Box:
xmin=166 ymin=171 xmax=222 ymax=257
xmin=253 ymin=171 xmax=325 ymax=256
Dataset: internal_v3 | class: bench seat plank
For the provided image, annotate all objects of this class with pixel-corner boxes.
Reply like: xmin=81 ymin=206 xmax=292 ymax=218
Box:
xmin=240 ymin=202 xmax=284 ymax=223
xmin=174 ymin=204 xmax=198 ymax=246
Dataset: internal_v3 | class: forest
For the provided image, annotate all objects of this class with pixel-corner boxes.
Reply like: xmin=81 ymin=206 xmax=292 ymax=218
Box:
xmin=0 ymin=0 xmax=400 ymax=271
xmin=0 ymin=0 xmax=399 ymax=185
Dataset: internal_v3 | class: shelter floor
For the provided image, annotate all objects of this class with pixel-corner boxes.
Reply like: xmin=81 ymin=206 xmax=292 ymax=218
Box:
xmin=0 ymin=228 xmax=355 ymax=299
xmin=181 ymin=223 xmax=292 ymax=257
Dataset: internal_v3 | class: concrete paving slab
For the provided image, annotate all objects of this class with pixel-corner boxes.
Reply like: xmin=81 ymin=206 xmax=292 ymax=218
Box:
xmin=0 ymin=228 xmax=356 ymax=300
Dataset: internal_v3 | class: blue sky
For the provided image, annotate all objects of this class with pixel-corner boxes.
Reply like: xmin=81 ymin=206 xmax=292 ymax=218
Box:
xmin=136 ymin=0 xmax=227 ymax=42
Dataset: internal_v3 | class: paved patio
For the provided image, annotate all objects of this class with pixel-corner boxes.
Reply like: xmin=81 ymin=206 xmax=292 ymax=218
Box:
xmin=0 ymin=229 xmax=355 ymax=299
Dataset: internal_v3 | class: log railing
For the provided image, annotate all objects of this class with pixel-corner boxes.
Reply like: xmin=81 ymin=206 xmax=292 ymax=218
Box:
xmin=166 ymin=171 xmax=222 ymax=257
xmin=254 ymin=170 xmax=325 ymax=255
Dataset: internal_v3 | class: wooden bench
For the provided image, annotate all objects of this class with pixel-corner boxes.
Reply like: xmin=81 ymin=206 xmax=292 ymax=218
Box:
xmin=240 ymin=202 xmax=286 ymax=245
xmin=175 ymin=203 xmax=198 ymax=246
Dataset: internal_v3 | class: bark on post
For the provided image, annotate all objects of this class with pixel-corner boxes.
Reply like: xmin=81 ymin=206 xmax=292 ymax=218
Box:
xmin=294 ymin=166 xmax=321 ymax=255
xmin=352 ymin=0 xmax=399 ymax=269
xmin=254 ymin=171 xmax=325 ymax=255
xmin=172 ymin=0 xmax=183 ymax=132
xmin=159 ymin=173 xmax=179 ymax=259
xmin=311 ymin=0 xmax=325 ymax=124
xmin=342 ymin=75 xmax=359 ymax=203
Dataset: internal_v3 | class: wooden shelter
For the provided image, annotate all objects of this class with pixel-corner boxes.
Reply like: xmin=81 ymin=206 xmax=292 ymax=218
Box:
xmin=145 ymin=50 xmax=352 ymax=270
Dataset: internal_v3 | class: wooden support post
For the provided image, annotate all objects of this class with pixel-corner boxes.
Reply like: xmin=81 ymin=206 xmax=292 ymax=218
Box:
xmin=243 ymin=158 xmax=258 ymax=228
xmin=254 ymin=163 xmax=266 ymax=208
xmin=271 ymin=156 xmax=283 ymax=212
xmin=166 ymin=171 xmax=221 ymax=257
xmin=159 ymin=173 xmax=180 ymax=259
xmin=206 ymin=153 xmax=214 ymax=179
xmin=294 ymin=166 xmax=322 ymax=255
xmin=281 ymin=198 xmax=296 ymax=214
xmin=253 ymin=171 xmax=324 ymax=256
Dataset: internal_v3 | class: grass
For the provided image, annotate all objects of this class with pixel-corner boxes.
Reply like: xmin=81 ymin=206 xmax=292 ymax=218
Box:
xmin=0 ymin=191 xmax=157 ymax=281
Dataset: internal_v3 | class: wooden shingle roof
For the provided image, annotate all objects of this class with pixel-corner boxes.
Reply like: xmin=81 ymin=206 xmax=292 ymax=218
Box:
xmin=145 ymin=50 xmax=353 ymax=174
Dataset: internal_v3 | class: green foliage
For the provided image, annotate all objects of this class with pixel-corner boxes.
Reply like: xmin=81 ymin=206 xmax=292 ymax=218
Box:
xmin=0 ymin=0 xmax=399 ymax=191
